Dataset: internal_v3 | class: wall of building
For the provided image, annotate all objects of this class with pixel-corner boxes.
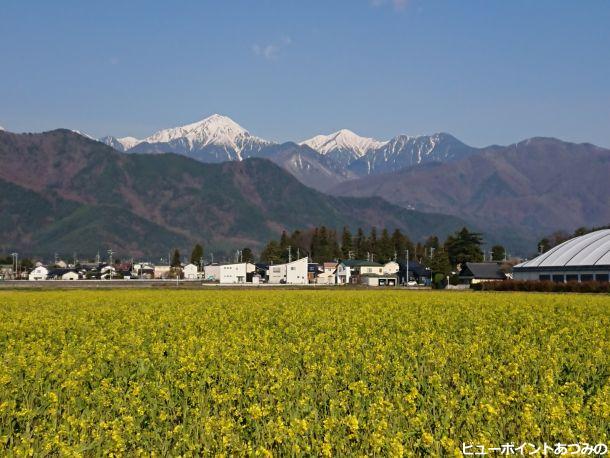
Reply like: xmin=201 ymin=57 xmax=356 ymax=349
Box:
xmin=513 ymin=270 xmax=610 ymax=282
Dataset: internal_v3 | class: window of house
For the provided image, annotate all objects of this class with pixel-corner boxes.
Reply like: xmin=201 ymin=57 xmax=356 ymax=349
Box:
xmin=539 ymin=274 xmax=551 ymax=281
xmin=595 ymin=273 xmax=609 ymax=282
xmin=552 ymin=274 xmax=564 ymax=283
xmin=580 ymin=274 xmax=594 ymax=282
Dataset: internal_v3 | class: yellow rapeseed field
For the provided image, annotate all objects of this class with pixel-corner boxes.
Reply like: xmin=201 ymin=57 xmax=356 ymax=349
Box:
xmin=0 ymin=290 xmax=609 ymax=456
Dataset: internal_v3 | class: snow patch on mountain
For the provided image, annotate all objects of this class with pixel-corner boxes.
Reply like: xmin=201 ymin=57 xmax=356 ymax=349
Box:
xmin=142 ymin=114 xmax=272 ymax=157
xmin=300 ymin=129 xmax=387 ymax=157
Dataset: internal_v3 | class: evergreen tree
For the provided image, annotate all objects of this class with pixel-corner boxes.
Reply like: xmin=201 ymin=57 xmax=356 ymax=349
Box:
xmin=310 ymin=228 xmax=320 ymax=262
xmin=391 ymin=229 xmax=414 ymax=261
xmin=537 ymin=238 xmax=551 ymax=254
xmin=241 ymin=247 xmax=254 ymax=263
xmin=368 ymin=227 xmax=378 ymax=261
xmin=354 ymin=228 xmax=365 ymax=259
xmin=444 ymin=227 xmax=484 ymax=267
xmin=340 ymin=226 xmax=353 ymax=258
xmin=279 ymin=231 xmax=290 ymax=262
xmin=491 ymin=245 xmax=506 ymax=261
xmin=171 ymin=249 xmax=181 ymax=267
xmin=426 ymin=249 xmax=452 ymax=277
xmin=260 ymin=241 xmax=282 ymax=264
xmin=190 ymin=243 xmax=204 ymax=267
xmin=424 ymin=235 xmax=440 ymax=250
xmin=378 ymin=228 xmax=394 ymax=262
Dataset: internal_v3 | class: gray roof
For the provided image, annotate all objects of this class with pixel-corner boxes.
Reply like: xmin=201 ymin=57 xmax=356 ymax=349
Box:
xmin=515 ymin=229 xmax=610 ymax=268
xmin=340 ymin=259 xmax=383 ymax=267
xmin=460 ymin=262 xmax=506 ymax=280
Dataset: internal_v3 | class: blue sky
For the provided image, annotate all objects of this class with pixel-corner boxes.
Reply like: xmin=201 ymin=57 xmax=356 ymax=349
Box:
xmin=1 ymin=0 xmax=609 ymax=147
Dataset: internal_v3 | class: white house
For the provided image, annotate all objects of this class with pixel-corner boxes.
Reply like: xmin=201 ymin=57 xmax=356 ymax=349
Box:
xmin=28 ymin=266 xmax=49 ymax=281
xmin=286 ymin=257 xmax=309 ymax=284
xmin=336 ymin=260 xmax=384 ymax=284
xmin=183 ymin=263 xmax=199 ymax=280
xmin=61 ymin=270 xmax=79 ymax=280
xmin=100 ymin=265 xmax=117 ymax=280
xmin=154 ymin=265 xmax=171 ymax=279
xmin=267 ymin=264 xmax=285 ymax=284
xmin=219 ymin=262 xmax=256 ymax=284
xmin=204 ymin=264 xmax=221 ymax=281
xmin=267 ymin=257 xmax=309 ymax=284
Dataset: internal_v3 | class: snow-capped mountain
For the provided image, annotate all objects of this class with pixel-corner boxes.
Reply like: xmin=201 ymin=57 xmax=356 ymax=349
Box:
xmin=300 ymin=129 xmax=387 ymax=169
xmin=349 ymin=133 xmax=478 ymax=176
xmin=99 ymin=115 xmax=477 ymax=190
xmin=102 ymin=114 xmax=273 ymax=162
xmin=70 ymin=130 xmax=96 ymax=140
xmin=99 ymin=136 xmax=141 ymax=152
xmin=0 ymin=126 xmax=5 ymax=131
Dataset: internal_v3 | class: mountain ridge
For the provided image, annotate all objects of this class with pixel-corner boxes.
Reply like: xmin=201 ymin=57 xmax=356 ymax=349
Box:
xmin=0 ymin=129 xmax=470 ymax=257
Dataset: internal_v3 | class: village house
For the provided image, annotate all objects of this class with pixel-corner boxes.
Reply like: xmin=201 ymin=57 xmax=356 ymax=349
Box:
xmin=203 ymin=263 xmax=221 ymax=281
xmin=154 ymin=265 xmax=171 ymax=279
xmin=132 ymin=262 xmax=155 ymax=279
xmin=459 ymin=262 xmax=507 ymax=285
xmin=0 ymin=265 xmax=14 ymax=280
xmin=47 ymin=269 xmax=80 ymax=280
xmin=267 ymin=257 xmax=309 ymax=284
xmin=28 ymin=265 xmax=49 ymax=281
xmin=219 ymin=262 xmax=256 ymax=284
xmin=183 ymin=263 xmax=199 ymax=280
xmin=336 ymin=260 xmax=382 ymax=284
xmin=397 ymin=260 xmax=432 ymax=285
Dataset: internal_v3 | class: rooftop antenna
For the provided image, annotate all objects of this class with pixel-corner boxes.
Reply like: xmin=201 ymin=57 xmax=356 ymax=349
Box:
xmin=297 ymin=248 xmax=300 ymax=259
xmin=288 ymin=245 xmax=292 ymax=263
xmin=95 ymin=250 xmax=100 ymax=265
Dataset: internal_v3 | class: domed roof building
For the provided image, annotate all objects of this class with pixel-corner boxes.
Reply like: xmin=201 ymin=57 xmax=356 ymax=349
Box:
xmin=513 ymin=229 xmax=610 ymax=282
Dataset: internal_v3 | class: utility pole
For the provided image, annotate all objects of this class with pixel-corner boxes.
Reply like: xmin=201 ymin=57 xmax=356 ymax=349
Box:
xmin=288 ymin=245 xmax=292 ymax=263
xmin=406 ymin=249 xmax=409 ymax=286
xmin=107 ymin=249 xmax=114 ymax=280
xmin=11 ymin=253 xmax=18 ymax=280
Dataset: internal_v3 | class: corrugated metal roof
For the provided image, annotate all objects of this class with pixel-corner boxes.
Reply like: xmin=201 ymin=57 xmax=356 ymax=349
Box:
xmin=515 ymin=229 xmax=610 ymax=268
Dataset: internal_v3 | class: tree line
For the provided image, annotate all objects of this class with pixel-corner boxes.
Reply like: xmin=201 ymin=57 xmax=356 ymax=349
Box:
xmin=257 ymin=226 xmax=501 ymax=275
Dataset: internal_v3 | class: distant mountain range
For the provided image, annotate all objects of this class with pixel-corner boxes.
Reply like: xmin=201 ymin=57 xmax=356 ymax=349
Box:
xmin=3 ymin=115 xmax=608 ymax=257
xmin=0 ymin=129 xmax=468 ymax=258
xmin=333 ymin=137 xmax=610 ymax=247
xmin=99 ymin=114 xmax=477 ymax=191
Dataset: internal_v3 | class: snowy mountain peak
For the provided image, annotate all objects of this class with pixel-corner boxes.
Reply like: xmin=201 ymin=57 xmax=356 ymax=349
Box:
xmin=0 ymin=126 xmax=5 ymax=131
xmin=116 ymin=136 xmax=141 ymax=150
xmin=143 ymin=114 xmax=256 ymax=148
xmin=300 ymin=129 xmax=387 ymax=157
xmin=99 ymin=135 xmax=142 ymax=152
